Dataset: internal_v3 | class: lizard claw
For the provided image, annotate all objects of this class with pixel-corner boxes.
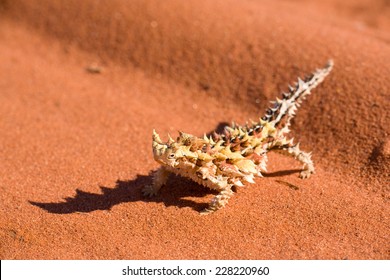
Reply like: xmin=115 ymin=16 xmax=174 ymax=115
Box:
xmin=299 ymin=169 xmax=313 ymax=179
xmin=142 ymin=185 xmax=159 ymax=197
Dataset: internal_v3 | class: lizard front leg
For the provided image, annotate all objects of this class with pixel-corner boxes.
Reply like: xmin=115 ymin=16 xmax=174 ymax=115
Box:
xmin=200 ymin=186 xmax=234 ymax=215
xmin=142 ymin=167 xmax=170 ymax=197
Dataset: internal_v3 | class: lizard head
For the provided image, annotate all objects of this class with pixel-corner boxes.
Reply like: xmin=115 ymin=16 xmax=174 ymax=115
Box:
xmin=152 ymin=130 xmax=197 ymax=168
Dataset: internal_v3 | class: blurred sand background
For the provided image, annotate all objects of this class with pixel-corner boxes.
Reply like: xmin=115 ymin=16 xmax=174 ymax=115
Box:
xmin=0 ymin=0 xmax=389 ymax=259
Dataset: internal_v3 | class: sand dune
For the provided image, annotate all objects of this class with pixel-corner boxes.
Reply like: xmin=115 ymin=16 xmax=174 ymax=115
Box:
xmin=0 ymin=0 xmax=388 ymax=259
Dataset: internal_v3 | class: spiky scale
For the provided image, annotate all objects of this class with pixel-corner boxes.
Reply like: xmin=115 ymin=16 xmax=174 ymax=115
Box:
xmin=146 ymin=60 xmax=333 ymax=214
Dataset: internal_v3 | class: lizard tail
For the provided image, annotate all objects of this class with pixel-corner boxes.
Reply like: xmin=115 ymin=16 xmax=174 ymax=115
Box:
xmin=262 ymin=60 xmax=333 ymax=129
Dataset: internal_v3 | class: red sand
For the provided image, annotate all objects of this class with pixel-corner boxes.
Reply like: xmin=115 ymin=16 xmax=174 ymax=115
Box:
xmin=0 ymin=0 xmax=389 ymax=259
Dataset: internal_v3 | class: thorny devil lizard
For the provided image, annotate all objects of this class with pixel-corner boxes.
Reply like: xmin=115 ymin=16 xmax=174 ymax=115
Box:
xmin=143 ymin=60 xmax=333 ymax=214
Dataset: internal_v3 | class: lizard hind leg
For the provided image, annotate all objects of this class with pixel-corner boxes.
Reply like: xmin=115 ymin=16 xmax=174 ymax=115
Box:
xmin=288 ymin=142 xmax=314 ymax=179
xmin=274 ymin=139 xmax=315 ymax=179
xmin=200 ymin=187 xmax=234 ymax=215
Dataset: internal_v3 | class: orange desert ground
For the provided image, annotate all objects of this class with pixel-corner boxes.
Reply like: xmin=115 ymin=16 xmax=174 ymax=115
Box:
xmin=0 ymin=0 xmax=389 ymax=259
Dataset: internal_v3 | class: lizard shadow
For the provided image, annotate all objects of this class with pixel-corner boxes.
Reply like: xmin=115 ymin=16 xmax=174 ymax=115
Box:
xmin=29 ymin=169 xmax=300 ymax=214
xmin=29 ymin=174 xmax=217 ymax=214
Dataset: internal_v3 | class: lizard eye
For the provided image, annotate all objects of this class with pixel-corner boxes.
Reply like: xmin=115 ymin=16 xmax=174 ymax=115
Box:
xmin=168 ymin=153 xmax=175 ymax=159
